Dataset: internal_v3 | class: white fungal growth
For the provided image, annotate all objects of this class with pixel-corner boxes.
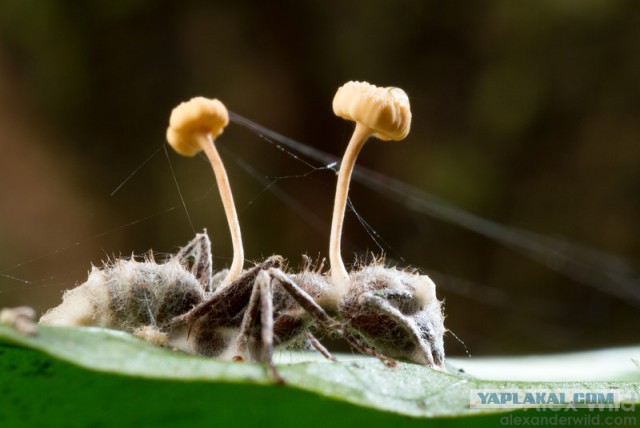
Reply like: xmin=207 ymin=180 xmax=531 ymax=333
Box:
xmin=40 ymin=267 xmax=111 ymax=327
xmin=40 ymin=258 xmax=207 ymax=334
xmin=340 ymin=263 xmax=445 ymax=367
xmin=0 ymin=306 xmax=38 ymax=336
xmin=133 ymin=325 xmax=169 ymax=347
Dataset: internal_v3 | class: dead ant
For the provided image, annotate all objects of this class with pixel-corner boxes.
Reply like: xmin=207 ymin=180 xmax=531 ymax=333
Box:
xmin=40 ymin=82 xmax=446 ymax=380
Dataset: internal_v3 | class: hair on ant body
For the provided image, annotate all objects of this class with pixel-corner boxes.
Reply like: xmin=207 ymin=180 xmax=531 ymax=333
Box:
xmin=40 ymin=233 xmax=215 ymax=341
xmin=39 ymin=84 xmax=446 ymax=381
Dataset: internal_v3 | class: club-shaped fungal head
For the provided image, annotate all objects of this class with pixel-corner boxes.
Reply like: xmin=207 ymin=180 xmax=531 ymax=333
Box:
xmin=332 ymin=81 xmax=412 ymax=141
xmin=166 ymin=97 xmax=229 ymax=157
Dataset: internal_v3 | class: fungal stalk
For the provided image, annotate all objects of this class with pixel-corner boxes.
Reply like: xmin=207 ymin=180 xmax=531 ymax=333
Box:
xmin=166 ymin=97 xmax=244 ymax=283
xmin=329 ymin=81 xmax=412 ymax=288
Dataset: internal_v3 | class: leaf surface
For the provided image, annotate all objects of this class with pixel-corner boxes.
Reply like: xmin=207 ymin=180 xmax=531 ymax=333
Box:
xmin=1 ymin=325 xmax=638 ymax=427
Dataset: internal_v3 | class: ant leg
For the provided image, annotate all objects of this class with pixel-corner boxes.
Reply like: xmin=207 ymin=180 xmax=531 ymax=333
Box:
xmin=268 ymin=268 xmax=397 ymax=367
xmin=267 ymin=268 xmax=338 ymax=330
xmin=339 ymin=330 xmax=397 ymax=368
xmin=172 ymin=259 xmax=278 ymax=359
xmin=167 ymin=258 xmax=285 ymax=369
xmin=359 ymin=292 xmax=436 ymax=366
xmin=230 ymin=270 xmax=282 ymax=383
xmin=233 ymin=271 xmax=263 ymax=359
xmin=174 ymin=232 xmax=213 ymax=292
xmin=257 ymin=271 xmax=282 ymax=382
xmin=305 ymin=331 xmax=336 ymax=362
xmin=176 ymin=256 xmax=281 ymax=323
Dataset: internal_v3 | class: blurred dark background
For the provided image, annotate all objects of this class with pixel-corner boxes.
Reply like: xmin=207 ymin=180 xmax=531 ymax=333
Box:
xmin=0 ymin=0 xmax=638 ymax=356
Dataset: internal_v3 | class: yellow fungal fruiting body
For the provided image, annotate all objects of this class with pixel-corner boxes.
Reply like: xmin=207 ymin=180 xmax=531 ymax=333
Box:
xmin=329 ymin=80 xmax=413 ymax=288
xmin=165 ymin=96 xmax=244 ymax=284
xmin=332 ymin=81 xmax=411 ymax=141
xmin=166 ymin=97 xmax=229 ymax=157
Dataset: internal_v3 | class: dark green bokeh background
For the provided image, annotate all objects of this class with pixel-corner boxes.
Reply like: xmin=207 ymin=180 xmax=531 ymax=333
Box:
xmin=0 ymin=1 xmax=638 ymax=356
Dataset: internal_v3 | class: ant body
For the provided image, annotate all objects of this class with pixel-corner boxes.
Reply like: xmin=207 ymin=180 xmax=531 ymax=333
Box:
xmin=40 ymin=82 xmax=446 ymax=380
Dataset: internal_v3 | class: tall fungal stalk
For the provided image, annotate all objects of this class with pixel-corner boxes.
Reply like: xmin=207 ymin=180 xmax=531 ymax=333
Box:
xmin=329 ymin=81 xmax=412 ymax=289
xmin=166 ymin=97 xmax=244 ymax=284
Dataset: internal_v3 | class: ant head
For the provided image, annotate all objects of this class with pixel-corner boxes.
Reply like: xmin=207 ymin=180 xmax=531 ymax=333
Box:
xmin=339 ymin=265 xmax=445 ymax=368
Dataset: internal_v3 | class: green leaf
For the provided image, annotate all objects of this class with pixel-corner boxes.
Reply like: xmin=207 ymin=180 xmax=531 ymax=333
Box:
xmin=1 ymin=324 xmax=639 ymax=428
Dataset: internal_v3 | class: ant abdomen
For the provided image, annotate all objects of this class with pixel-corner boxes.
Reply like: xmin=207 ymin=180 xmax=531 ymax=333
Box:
xmin=40 ymin=258 xmax=205 ymax=333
